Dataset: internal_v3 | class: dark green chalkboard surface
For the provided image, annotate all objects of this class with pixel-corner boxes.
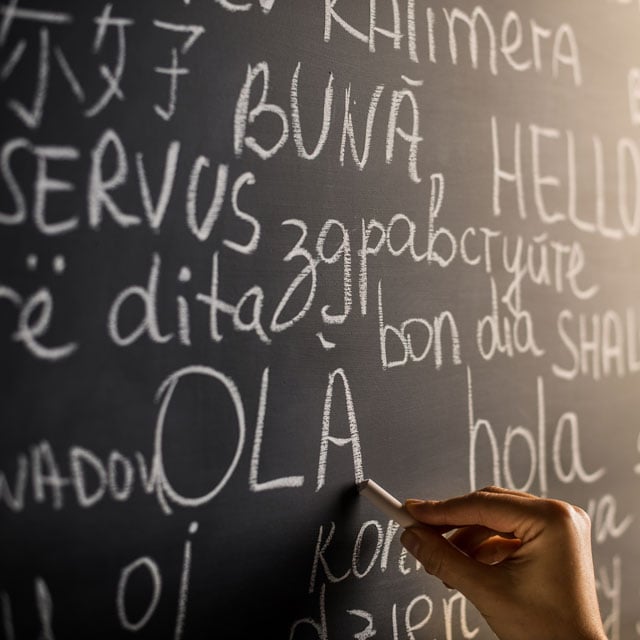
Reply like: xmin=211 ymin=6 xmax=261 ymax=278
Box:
xmin=1 ymin=1 xmax=640 ymax=638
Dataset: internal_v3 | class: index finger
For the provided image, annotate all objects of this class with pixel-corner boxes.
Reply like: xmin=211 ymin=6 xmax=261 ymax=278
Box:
xmin=405 ymin=490 xmax=543 ymax=540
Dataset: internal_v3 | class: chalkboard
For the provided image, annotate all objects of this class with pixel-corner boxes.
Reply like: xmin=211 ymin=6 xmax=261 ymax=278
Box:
xmin=1 ymin=1 xmax=640 ymax=638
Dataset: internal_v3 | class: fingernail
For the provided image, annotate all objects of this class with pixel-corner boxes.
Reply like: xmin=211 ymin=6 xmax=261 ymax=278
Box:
xmin=404 ymin=499 xmax=426 ymax=514
xmin=401 ymin=529 xmax=421 ymax=558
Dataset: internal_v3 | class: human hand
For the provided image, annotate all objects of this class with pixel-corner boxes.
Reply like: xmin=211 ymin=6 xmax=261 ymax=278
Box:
xmin=400 ymin=486 xmax=607 ymax=640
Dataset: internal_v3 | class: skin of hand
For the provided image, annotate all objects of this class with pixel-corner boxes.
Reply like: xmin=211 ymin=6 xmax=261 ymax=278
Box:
xmin=400 ymin=486 xmax=607 ymax=640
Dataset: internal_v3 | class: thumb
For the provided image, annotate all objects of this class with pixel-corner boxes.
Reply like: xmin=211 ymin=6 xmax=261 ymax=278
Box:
xmin=401 ymin=526 xmax=492 ymax=597
xmin=470 ymin=536 xmax=522 ymax=565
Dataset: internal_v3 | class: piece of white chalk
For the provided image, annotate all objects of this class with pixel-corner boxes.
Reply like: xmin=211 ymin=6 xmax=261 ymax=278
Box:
xmin=358 ymin=478 xmax=419 ymax=529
